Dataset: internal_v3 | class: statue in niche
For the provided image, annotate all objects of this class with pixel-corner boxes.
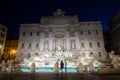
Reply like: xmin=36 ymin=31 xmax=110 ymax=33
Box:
xmin=56 ymin=39 xmax=63 ymax=52
xmin=109 ymin=51 xmax=120 ymax=69
xmin=71 ymin=40 xmax=76 ymax=49
xmin=44 ymin=40 xmax=49 ymax=51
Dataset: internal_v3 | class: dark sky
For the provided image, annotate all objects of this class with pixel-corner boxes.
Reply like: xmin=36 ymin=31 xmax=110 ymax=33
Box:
xmin=0 ymin=0 xmax=120 ymax=36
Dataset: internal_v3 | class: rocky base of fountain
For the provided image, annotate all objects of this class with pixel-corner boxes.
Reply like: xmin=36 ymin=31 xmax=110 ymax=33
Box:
xmin=0 ymin=51 xmax=120 ymax=74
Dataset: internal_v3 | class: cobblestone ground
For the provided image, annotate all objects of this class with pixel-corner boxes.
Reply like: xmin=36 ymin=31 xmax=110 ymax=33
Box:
xmin=0 ymin=73 xmax=120 ymax=80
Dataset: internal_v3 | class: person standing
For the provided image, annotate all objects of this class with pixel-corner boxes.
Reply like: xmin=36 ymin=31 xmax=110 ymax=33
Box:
xmin=60 ymin=60 xmax=64 ymax=71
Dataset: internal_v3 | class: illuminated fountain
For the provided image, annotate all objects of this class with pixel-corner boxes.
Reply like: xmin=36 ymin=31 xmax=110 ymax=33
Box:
xmin=16 ymin=38 xmax=107 ymax=72
xmin=19 ymin=49 xmax=105 ymax=72
xmin=16 ymin=38 xmax=108 ymax=72
xmin=14 ymin=9 xmax=111 ymax=73
xmin=19 ymin=49 xmax=76 ymax=72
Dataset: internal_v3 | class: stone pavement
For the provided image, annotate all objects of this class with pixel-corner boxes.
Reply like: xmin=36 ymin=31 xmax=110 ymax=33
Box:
xmin=0 ymin=72 xmax=120 ymax=80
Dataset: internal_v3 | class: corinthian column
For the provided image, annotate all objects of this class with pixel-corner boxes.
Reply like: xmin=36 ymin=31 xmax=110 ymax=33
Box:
xmin=40 ymin=32 xmax=44 ymax=51
xmin=66 ymin=31 xmax=70 ymax=50
xmin=75 ymin=31 xmax=80 ymax=50
xmin=49 ymin=32 xmax=52 ymax=51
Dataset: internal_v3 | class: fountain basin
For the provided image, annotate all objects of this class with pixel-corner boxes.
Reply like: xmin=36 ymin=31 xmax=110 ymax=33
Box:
xmin=21 ymin=67 xmax=77 ymax=72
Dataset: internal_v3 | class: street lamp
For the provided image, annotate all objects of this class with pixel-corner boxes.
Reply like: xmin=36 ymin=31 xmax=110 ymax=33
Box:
xmin=10 ymin=49 xmax=16 ymax=60
xmin=11 ymin=49 xmax=16 ymax=54
xmin=0 ymin=44 xmax=2 ymax=62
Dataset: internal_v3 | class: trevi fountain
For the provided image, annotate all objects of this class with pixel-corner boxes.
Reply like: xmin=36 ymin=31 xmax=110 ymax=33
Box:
xmin=0 ymin=9 xmax=120 ymax=74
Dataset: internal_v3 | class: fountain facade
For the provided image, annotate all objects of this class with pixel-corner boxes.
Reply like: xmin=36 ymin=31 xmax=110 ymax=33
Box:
xmin=15 ymin=9 xmax=107 ymax=72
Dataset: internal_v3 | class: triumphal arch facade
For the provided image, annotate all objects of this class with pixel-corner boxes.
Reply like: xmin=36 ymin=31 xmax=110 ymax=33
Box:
xmin=16 ymin=9 xmax=107 ymax=68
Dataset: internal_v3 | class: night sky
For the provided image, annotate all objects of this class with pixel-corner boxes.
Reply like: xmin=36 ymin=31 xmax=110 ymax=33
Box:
xmin=0 ymin=0 xmax=120 ymax=36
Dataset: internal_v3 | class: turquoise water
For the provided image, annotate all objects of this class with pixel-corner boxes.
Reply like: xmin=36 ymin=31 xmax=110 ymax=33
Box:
xmin=21 ymin=67 xmax=77 ymax=72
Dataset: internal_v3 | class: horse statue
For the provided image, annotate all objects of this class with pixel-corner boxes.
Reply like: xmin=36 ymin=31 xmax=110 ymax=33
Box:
xmin=109 ymin=50 xmax=120 ymax=69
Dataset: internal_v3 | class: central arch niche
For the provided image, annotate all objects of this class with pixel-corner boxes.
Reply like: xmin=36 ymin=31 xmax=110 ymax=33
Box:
xmin=54 ymin=32 xmax=66 ymax=52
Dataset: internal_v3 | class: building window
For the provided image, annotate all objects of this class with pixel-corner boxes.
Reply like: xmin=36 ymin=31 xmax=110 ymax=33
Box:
xmin=88 ymin=30 xmax=91 ymax=35
xmin=0 ymin=40 xmax=3 ymax=45
xmin=28 ymin=53 xmax=31 ymax=58
xmin=80 ymin=30 xmax=83 ymax=35
xmin=23 ymin=32 xmax=25 ymax=36
xmin=99 ymin=52 xmax=101 ymax=57
xmin=36 ymin=43 xmax=39 ymax=49
xmin=29 ymin=43 xmax=31 ymax=49
xmin=37 ymin=31 xmax=39 ymax=36
xmin=89 ymin=42 xmax=92 ymax=48
xmin=81 ymin=42 xmax=84 ymax=48
xmin=21 ymin=43 xmax=24 ymax=49
xmin=1 ymin=33 xmax=5 ymax=38
xmin=1 ymin=27 xmax=6 ymax=32
xmin=96 ymin=29 xmax=99 ymax=35
xmin=30 ymin=32 xmax=32 ymax=36
xmin=97 ymin=42 xmax=100 ymax=48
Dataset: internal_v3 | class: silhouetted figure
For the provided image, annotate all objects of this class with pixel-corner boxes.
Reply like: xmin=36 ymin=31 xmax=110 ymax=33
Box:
xmin=60 ymin=60 xmax=64 ymax=70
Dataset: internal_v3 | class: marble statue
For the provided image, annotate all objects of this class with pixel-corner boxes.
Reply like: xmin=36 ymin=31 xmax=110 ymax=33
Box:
xmin=109 ymin=51 xmax=120 ymax=69
xmin=14 ymin=64 xmax=21 ymax=72
xmin=77 ymin=53 xmax=105 ymax=71
xmin=30 ymin=63 xmax=36 ymax=73
xmin=54 ymin=61 xmax=59 ymax=73
xmin=1 ymin=60 xmax=7 ymax=72
xmin=89 ymin=62 xmax=94 ymax=71
xmin=56 ymin=39 xmax=63 ymax=52
xmin=71 ymin=40 xmax=76 ymax=49
xmin=78 ymin=63 xmax=83 ymax=72
xmin=7 ymin=60 xmax=13 ymax=73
